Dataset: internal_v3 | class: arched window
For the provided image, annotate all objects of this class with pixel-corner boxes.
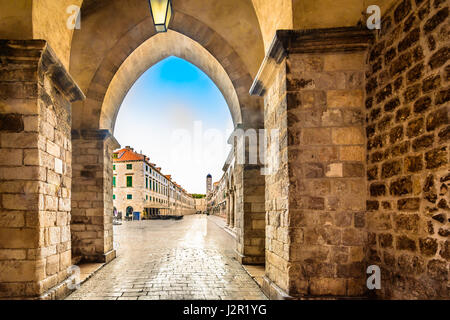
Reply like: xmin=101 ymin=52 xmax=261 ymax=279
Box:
xmin=126 ymin=206 xmax=133 ymax=217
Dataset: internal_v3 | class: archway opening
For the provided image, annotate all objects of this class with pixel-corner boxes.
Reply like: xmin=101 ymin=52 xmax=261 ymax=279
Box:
xmin=112 ymin=55 xmax=233 ymax=223
xmin=69 ymin=21 xmax=266 ymax=299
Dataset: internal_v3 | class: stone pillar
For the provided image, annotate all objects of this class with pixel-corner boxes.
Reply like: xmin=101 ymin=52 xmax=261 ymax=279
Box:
xmin=229 ymin=189 xmax=235 ymax=228
xmin=0 ymin=40 xmax=84 ymax=299
xmin=226 ymin=192 xmax=231 ymax=226
xmin=251 ymin=28 xmax=373 ymax=299
xmin=230 ymin=124 xmax=266 ymax=265
xmin=71 ymin=129 xmax=119 ymax=264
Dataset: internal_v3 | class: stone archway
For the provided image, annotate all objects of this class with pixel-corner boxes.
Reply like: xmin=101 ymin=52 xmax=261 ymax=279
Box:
xmin=69 ymin=0 xmax=267 ymax=279
xmin=100 ymin=30 xmax=242 ymax=133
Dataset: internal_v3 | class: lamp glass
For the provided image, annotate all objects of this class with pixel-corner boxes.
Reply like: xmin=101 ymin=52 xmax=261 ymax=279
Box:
xmin=149 ymin=0 xmax=172 ymax=32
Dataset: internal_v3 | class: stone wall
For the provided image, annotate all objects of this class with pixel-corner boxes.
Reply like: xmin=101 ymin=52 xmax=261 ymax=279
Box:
xmin=253 ymin=28 xmax=373 ymax=299
xmin=365 ymin=0 xmax=449 ymax=299
xmin=71 ymin=129 xmax=118 ymax=264
xmin=0 ymin=40 xmax=83 ymax=299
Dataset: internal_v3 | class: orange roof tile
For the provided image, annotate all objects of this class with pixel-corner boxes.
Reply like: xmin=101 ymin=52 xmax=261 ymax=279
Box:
xmin=113 ymin=148 xmax=145 ymax=162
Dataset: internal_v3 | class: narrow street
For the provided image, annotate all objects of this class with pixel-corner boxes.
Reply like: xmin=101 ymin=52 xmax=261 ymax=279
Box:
xmin=66 ymin=215 xmax=267 ymax=300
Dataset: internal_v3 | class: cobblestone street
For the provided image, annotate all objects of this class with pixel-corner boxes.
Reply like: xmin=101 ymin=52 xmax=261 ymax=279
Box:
xmin=66 ymin=215 xmax=267 ymax=300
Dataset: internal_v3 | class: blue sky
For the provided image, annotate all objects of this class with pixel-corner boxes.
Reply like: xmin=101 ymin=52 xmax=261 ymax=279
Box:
xmin=114 ymin=56 xmax=233 ymax=194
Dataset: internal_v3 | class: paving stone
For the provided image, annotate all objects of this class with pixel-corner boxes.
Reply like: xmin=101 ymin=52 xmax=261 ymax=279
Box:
xmin=66 ymin=216 xmax=266 ymax=300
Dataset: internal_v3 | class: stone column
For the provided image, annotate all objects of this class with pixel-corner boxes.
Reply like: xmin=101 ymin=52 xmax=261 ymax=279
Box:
xmin=228 ymin=190 xmax=234 ymax=228
xmin=71 ymin=129 xmax=119 ymax=264
xmin=0 ymin=40 xmax=84 ymax=299
xmin=226 ymin=192 xmax=231 ymax=226
xmin=230 ymin=125 xmax=266 ymax=265
xmin=251 ymin=28 xmax=373 ymax=299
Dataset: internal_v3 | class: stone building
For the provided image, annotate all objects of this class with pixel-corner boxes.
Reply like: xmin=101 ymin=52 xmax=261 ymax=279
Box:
xmin=207 ymin=175 xmax=228 ymax=219
xmin=113 ymin=146 xmax=195 ymax=218
xmin=0 ymin=0 xmax=448 ymax=300
xmin=194 ymin=197 xmax=207 ymax=213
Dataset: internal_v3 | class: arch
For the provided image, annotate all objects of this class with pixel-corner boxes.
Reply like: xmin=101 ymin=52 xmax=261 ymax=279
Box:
xmin=70 ymin=1 xmax=266 ymax=131
xmin=126 ymin=206 xmax=134 ymax=217
xmin=100 ymin=30 xmax=242 ymax=132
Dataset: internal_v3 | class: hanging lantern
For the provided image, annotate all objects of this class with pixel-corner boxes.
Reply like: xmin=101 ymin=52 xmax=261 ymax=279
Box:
xmin=148 ymin=0 xmax=173 ymax=33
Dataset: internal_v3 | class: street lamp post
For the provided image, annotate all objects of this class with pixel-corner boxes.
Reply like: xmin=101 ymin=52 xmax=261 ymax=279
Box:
xmin=148 ymin=0 xmax=173 ymax=33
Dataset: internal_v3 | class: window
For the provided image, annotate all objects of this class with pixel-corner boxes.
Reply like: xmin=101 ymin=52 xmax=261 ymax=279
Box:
xmin=113 ymin=165 xmax=116 ymax=170
xmin=113 ymin=194 xmax=116 ymax=200
xmin=127 ymin=194 xmax=132 ymax=200
xmin=126 ymin=164 xmax=132 ymax=170
xmin=146 ymin=177 xmax=148 ymax=189
xmin=146 ymin=195 xmax=148 ymax=200
xmin=113 ymin=176 xmax=116 ymax=187
xmin=126 ymin=176 xmax=133 ymax=187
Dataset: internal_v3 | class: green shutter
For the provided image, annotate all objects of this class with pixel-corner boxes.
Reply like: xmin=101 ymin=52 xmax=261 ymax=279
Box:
xmin=127 ymin=194 xmax=132 ymax=199
xmin=126 ymin=176 xmax=132 ymax=187
xmin=113 ymin=176 xmax=116 ymax=187
xmin=127 ymin=164 xmax=132 ymax=170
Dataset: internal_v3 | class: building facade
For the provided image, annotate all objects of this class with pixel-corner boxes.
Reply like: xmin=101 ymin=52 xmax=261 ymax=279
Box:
xmin=113 ymin=146 xmax=195 ymax=219
xmin=194 ymin=197 xmax=207 ymax=213
xmin=207 ymin=176 xmax=228 ymax=220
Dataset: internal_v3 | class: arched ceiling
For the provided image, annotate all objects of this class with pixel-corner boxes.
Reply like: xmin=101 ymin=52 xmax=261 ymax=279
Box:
xmin=70 ymin=4 xmax=264 ymax=131
xmin=0 ymin=0 xmax=398 ymax=69
xmin=69 ymin=0 xmax=265 ymax=91
xmin=100 ymin=30 xmax=241 ymax=132
xmin=0 ymin=0 xmax=32 ymax=39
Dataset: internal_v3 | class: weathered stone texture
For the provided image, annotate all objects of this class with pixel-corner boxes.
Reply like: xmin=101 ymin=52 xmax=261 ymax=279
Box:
xmin=0 ymin=40 xmax=81 ymax=299
xmin=260 ymin=29 xmax=370 ymax=298
xmin=71 ymin=130 xmax=118 ymax=264
xmin=233 ymin=160 xmax=266 ymax=265
xmin=366 ymin=0 xmax=449 ymax=299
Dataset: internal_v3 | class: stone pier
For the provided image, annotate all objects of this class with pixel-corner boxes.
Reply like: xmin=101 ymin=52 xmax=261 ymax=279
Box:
xmin=0 ymin=40 xmax=84 ymax=299
xmin=251 ymin=28 xmax=373 ymax=299
xmin=71 ymin=129 xmax=119 ymax=264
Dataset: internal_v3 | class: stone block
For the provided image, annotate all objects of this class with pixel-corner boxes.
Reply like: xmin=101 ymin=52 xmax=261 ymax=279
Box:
xmin=0 ymin=260 xmax=36 ymax=282
xmin=0 ymin=228 xmax=37 ymax=249
xmin=340 ymin=146 xmax=365 ymax=161
xmin=323 ymin=53 xmax=366 ymax=71
xmin=301 ymin=128 xmax=332 ymax=145
xmin=0 ymin=249 xmax=27 ymax=260
xmin=332 ymin=127 xmax=364 ymax=145
xmin=309 ymin=278 xmax=346 ymax=296
xmin=327 ymin=90 xmax=364 ymax=108
xmin=0 ymin=132 xmax=38 ymax=148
